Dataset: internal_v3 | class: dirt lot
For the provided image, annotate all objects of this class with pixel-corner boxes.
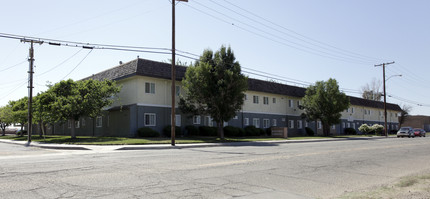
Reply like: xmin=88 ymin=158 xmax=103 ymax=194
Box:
xmin=339 ymin=171 xmax=430 ymax=199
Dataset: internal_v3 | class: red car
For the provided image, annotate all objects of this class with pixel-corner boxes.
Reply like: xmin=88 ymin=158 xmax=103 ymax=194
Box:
xmin=413 ymin=128 xmax=426 ymax=137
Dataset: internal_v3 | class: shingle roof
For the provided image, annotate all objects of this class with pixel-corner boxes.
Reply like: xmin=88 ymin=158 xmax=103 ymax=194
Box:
xmin=83 ymin=58 xmax=402 ymax=112
xmin=82 ymin=58 xmax=186 ymax=81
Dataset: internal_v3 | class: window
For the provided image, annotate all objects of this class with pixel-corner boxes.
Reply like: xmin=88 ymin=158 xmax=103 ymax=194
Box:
xmin=273 ymin=98 xmax=276 ymax=104
xmin=288 ymin=120 xmax=294 ymax=129
xmin=75 ymin=120 xmax=80 ymax=128
xmin=253 ymin=96 xmax=259 ymax=104
xmin=346 ymin=108 xmax=349 ymax=113
xmin=223 ymin=122 xmax=228 ymax=127
xmin=244 ymin=118 xmax=249 ymax=126
xmin=272 ymin=119 xmax=277 ymax=127
xmin=145 ymin=82 xmax=155 ymax=94
xmin=205 ymin=116 xmax=213 ymax=127
xmin=175 ymin=115 xmax=181 ymax=127
xmin=332 ymin=125 xmax=336 ymax=130
xmin=352 ymin=123 xmax=356 ymax=129
xmin=144 ymin=113 xmax=156 ymax=126
xmin=244 ymin=94 xmax=247 ymax=100
xmin=263 ymin=119 xmax=270 ymax=128
xmin=305 ymin=121 xmax=308 ymax=128
xmin=175 ymin=85 xmax=180 ymax=96
xmin=289 ymin=99 xmax=294 ymax=108
xmin=282 ymin=118 xmax=286 ymax=122
xmin=68 ymin=120 xmax=72 ymax=129
xmin=82 ymin=118 xmax=86 ymax=126
xmin=297 ymin=120 xmax=303 ymax=129
xmin=317 ymin=121 xmax=322 ymax=129
xmin=193 ymin=115 xmax=201 ymax=124
xmin=342 ymin=122 xmax=346 ymax=128
xmin=347 ymin=123 xmax=351 ymax=128
xmin=253 ymin=118 xmax=260 ymax=128
xmin=233 ymin=115 xmax=238 ymax=119
xmin=263 ymin=97 xmax=269 ymax=105
xmin=297 ymin=100 xmax=300 ymax=107
xmin=351 ymin=107 xmax=354 ymax=113
xmin=96 ymin=116 xmax=103 ymax=127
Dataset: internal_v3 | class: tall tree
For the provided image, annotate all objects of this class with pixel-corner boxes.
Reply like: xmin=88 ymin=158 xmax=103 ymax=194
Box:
xmin=0 ymin=105 xmax=14 ymax=136
xmin=398 ymin=104 xmax=411 ymax=128
xmin=361 ymin=78 xmax=382 ymax=101
xmin=179 ymin=46 xmax=248 ymax=139
xmin=48 ymin=79 xmax=121 ymax=138
xmin=9 ymin=97 xmax=28 ymax=131
xmin=34 ymin=91 xmax=56 ymax=136
xmin=302 ymin=78 xmax=350 ymax=136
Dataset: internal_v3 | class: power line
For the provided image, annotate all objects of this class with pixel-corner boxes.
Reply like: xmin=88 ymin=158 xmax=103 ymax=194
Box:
xmin=218 ymin=0 xmax=388 ymax=63
xmin=0 ymin=60 xmax=27 ymax=72
xmin=188 ymin=2 xmax=373 ymax=65
xmin=61 ymin=49 xmax=93 ymax=80
xmin=36 ymin=49 xmax=83 ymax=77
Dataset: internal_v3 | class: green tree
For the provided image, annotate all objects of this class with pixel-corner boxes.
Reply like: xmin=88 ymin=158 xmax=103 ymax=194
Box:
xmin=302 ymin=78 xmax=350 ymax=136
xmin=48 ymin=79 xmax=121 ymax=138
xmin=9 ymin=97 xmax=28 ymax=131
xmin=0 ymin=105 xmax=14 ymax=136
xmin=34 ymin=91 xmax=56 ymax=137
xmin=179 ymin=46 xmax=248 ymax=139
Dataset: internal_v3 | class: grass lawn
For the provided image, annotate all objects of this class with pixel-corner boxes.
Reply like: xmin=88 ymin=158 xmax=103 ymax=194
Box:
xmin=0 ymin=134 xmax=381 ymax=145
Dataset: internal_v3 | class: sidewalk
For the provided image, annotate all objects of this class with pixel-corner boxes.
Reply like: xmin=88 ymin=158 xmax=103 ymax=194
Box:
xmin=0 ymin=136 xmax=394 ymax=151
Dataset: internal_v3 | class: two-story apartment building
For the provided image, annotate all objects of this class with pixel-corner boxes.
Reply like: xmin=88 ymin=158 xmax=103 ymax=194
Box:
xmin=51 ymin=58 xmax=402 ymax=137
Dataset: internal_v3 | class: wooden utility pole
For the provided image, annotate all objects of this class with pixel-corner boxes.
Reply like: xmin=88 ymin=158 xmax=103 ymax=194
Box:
xmin=375 ymin=61 xmax=395 ymax=137
xmin=171 ymin=0 xmax=188 ymax=146
xmin=22 ymin=39 xmax=43 ymax=144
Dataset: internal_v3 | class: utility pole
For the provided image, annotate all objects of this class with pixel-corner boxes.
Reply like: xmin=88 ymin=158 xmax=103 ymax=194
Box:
xmin=171 ymin=0 xmax=188 ymax=146
xmin=21 ymin=39 xmax=43 ymax=144
xmin=375 ymin=61 xmax=395 ymax=137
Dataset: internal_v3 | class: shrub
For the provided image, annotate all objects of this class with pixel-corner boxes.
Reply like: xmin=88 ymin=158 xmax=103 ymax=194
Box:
xmin=224 ymin=126 xmax=239 ymax=137
xmin=198 ymin=126 xmax=217 ymax=136
xmin=137 ymin=127 xmax=160 ymax=137
xmin=344 ymin=128 xmax=357 ymax=135
xmin=163 ymin=125 xmax=182 ymax=137
xmin=372 ymin=124 xmax=384 ymax=135
xmin=185 ymin=125 xmax=199 ymax=136
xmin=358 ymin=124 xmax=371 ymax=135
xmin=244 ymin=126 xmax=261 ymax=136
xmin=224 ymin=126 xmax=245 ymax=137
xmin=305 ymin=127 xmax=314 ymax=136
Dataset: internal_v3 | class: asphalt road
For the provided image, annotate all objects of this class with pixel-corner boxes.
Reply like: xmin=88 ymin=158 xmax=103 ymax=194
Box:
xmin=1 ymin=137 xmax=429 ymax=199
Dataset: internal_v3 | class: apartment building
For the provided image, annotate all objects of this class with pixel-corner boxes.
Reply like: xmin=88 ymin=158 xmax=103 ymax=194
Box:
xmin=51 ymin=58 xmax=402 ymax=137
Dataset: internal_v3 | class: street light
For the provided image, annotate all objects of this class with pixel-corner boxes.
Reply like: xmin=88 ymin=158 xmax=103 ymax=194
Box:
xmin=386 ymin=74 xmax=402 ymax=82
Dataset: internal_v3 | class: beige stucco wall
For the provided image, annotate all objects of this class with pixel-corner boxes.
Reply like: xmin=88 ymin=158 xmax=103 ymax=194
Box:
xmin=111 ymin=76 xmax=399 ymax=124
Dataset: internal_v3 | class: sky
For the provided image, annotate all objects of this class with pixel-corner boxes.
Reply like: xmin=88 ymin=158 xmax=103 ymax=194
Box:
xmin=1 ymin=0 xmax=429 ymax=115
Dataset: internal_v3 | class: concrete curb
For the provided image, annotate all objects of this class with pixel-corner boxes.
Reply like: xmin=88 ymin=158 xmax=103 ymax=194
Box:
xmin=0 ymin=136 xmax=396 ymax=151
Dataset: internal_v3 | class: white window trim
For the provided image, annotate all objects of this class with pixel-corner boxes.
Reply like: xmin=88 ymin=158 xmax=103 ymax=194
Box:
xmin=272 ymin=119 xmax=277 ymax=127
xmin=96 ymin=116 xmax=103 ymax=128
xmin=297 ymin=120 xmax=302 ymax=129
xmin=145 ymin=82 xmax=155 ymax=94
xmin=144 ymin=113 xmax=156 ymax=126
xmin=253 ymin=118 xmax=260 ymax=128
xmin=253 ymin=96 xmax=259 ymax=104
xmin=288 ymin=120 xmax=294 ymax=129
xmin=263 ymin=97 xmax=269 ymax=105
xmin=263 ymin=119 xmax=270 ymax=128
xmin=193 ymin=115 xmax=201 ymax=125
xmin=317 ymin=121 xmax=322 ymax=129
xmin=244 ymin=118 xmax=249 ymax=126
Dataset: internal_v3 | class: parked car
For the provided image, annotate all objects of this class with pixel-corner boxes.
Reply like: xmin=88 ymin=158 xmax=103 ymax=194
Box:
xmin=413 ymin=128 xmax=426 ymax=137
xmin=397 ymin=127 xmax=415 ymax=138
